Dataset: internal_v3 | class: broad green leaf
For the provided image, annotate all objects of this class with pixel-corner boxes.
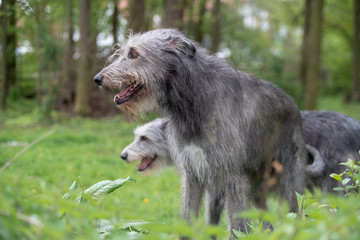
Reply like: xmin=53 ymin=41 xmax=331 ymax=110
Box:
xmin=330 ymin=173 xmax=342 ymax=182
xmin=342 ymin=178 xmax=351 ymax=185
xmin=340 ymin=159 xmax=354 ymax=169
xmin=333 ymin=187 xmax=344 ymax=192
xmin=77 ymin=176 xmax=136 ymax=202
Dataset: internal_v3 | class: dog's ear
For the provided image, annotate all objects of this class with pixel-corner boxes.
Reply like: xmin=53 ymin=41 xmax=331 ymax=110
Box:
xmin=160 ymin=120 xmax=168 ymax=132
xmin=163 ymin=36 xmax=196 ymax=58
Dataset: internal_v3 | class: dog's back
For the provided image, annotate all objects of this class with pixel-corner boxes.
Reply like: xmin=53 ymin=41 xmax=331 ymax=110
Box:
xmin=302 ymin=111 xmax=360 ymax=191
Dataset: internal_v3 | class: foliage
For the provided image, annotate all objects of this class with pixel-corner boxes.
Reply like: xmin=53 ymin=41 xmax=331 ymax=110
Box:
xmin=1 ymin=0 xmax=357 ymax=116
xmin=234 ymin=191 xmax=360 ymax=240
xmin=1 ymin=99 xmax=360 ymax=239
xmin=330 ymin=158 xmax=360 ymax=196
xmin=0 ymin=99 xmax=182 ymax=239
xmin=230 ymin=156 xmax=360 ymax=240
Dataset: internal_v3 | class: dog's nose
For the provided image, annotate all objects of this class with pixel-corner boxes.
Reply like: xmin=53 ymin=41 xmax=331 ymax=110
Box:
xmin=120 ymin=152 xmax=128 ymax=161
xmin=94 ymin=74 xmax=103 ymax=86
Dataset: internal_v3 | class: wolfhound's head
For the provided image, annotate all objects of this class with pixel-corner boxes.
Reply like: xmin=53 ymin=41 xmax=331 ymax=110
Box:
xmin=93 ymin=29 xmax=197 ymax=117
xmin=120 ymin=118 xmax=171 ymax=172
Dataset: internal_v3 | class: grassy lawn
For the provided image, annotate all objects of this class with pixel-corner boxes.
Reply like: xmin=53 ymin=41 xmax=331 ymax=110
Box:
xmin=0 ymin=96 xmax=359 ymax=239
xmin=0 ymin=99 xmax=188 ymax=239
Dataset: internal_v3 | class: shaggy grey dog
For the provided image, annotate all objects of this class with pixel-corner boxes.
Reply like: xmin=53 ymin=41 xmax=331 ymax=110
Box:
xmin=94 ymin=29 xmax=307 ymax=235
xmin=302 ymin=111 xmax=360 ymax=191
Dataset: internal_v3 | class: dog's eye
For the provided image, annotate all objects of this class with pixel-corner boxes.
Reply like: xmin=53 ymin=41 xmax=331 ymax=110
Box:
xmin=140 ymin=136 xmax=148 ymax=141
xmin=128 ymin=48 xmax=139 ymax=59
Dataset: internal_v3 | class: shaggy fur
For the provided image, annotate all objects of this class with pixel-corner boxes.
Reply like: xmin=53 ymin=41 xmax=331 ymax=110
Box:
xmin=94 ymin=29 xmax=307 ymax=236
xmin=120 ymin=118 xmax=171 ymax=172
xmin=302 ymin=111 xmax=360 ymax=191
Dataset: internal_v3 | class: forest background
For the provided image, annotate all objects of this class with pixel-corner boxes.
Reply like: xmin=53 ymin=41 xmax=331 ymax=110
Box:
xmin=1 ymin=0 xmax=360 ymax=239
xmin=1 ymin=0 xmax=360 ymax=116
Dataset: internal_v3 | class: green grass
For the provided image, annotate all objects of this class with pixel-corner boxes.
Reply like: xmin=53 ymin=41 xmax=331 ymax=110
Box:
xmin=317 ymin=95 xmax=360 ymax=120
xmin=0 ymin=99 xmax=187 ymax=239
xmin=0 ymin=96 xmax=359 ymax=239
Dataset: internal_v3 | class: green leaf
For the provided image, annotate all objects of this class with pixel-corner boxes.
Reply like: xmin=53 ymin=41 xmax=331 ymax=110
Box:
xmin=340 ymin=159 xmax=354 ymax=169
xmin=77 ymin=176 xmax=136 ymax=202
xmin=345 ymin=185 xmax=355 ymax=191
xmin=232 ymin=229 xmax=246 ymax=237
xmin=342 ymin=178 xmax=351 ymax=185
xmin=296 ymin=192 xmax=305 ymax=206
xmin=62 ymin=176 xmax=80 ymax=199
xmin=330 ymin=173 xmax=342 ymax=182
xmin=333 ymin=187 xmax=344 ymax=192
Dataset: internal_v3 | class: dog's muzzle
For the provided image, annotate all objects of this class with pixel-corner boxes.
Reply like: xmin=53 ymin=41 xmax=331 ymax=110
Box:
xmin=94 ymin=74 xmax=103 ymax=86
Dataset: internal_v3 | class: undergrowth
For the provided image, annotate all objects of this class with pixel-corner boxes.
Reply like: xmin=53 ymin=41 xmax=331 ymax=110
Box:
xmin=0 ymin=98 xmax=359 ymax=239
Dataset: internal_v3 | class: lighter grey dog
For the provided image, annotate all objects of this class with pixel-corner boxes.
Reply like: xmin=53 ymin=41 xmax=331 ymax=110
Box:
xmin=94 ymin=29 xmax=307 ymax=236
xmin=120 ymin=118 xmax=172 ymax=172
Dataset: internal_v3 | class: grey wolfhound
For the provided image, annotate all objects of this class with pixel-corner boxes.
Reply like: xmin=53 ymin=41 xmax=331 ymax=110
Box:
xmin=94 ymin=29 xmax=307 ymax=235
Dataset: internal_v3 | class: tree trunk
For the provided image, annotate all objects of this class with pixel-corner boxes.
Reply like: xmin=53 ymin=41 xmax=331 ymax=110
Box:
xmin=163 ymin=0 xmax=185 ymax=30
xmin=58 ymin=0 xmax=76 ymax=109
xmin=75 ymin=0 xmax=93 ymax=116
xmin=303 ymin=0 xmax=324 ymax=110
xmin=194 ymin=0 xmax=207 ymax=44
xmin=210 ymin=0 xmax=221 ymax=53
xmin=1 ymin=0 xmax=16 ymax=111
xmin=299 ymin=0 xmax=311 ymax=95
xmin=128 ymin=0 xmax=145 ymax=33
xmin=112 ymin=0 xmax=118 ymax=44
xmin=1 ymin=0 xmax=8 ymax=111
xmin=352 ymin=0 xmax=360 ymax=100
xmin=34 ymin=0 xmax=44 ymax=107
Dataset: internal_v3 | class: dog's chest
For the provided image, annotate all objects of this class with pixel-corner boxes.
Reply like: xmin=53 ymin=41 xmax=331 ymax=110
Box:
xmin=179 ymin=144 xmax=210 ymax=180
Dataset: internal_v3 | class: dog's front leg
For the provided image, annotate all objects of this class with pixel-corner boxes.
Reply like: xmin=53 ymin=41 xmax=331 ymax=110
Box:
xmin=205 ymin=187 xmax=225 ymax=240
xmin=180 ymin=171 xmax=204 ymax=240
xmin=181 ymin=171 xmax=204 ymax=220
xmin=225 ymin=175 xmax=251 ymax=238
xmin=205 ymin=187 xmax=225 ymax=225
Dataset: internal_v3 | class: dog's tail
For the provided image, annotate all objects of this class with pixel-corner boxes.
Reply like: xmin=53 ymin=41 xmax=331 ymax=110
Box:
xmin=306 ymin=144 xmax=325 ymax=177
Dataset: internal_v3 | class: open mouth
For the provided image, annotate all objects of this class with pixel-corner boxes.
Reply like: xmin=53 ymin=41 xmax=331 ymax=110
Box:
xmin=113 ymin=82 xmax=143 ymax=105
xmin=137 ymin=154 xmax=157 ymax=172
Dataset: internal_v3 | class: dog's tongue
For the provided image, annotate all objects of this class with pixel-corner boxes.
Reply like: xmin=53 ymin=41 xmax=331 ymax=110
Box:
xmin=137 ymin=157 xmax=153 ymax=171
xmin=114 ymin=86 xmax=132 ymax=103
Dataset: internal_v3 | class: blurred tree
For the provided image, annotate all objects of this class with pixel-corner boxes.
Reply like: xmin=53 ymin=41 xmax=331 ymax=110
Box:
xmin=33 ymin=0 xmax=46 ymax=107
xmin=75 ymin=0 xmax=93 ymax=116
xmin=303 ymin=0 xmax=324 ymax=110
xmin=353 ymin=0 xmax=360 ymax=100
xmin=210 ymin=0 xmax=221 ymax=53
xmin=1 ymin=0 xmax=16 ymax=111
xmin=31 ymin=0 xmax=62 ymax=119
xmin=128 ymin=0 xmax=146 ymax=33
xmin=194 ymin=0 xmax=207 ymax=43
xmin=299 ymin=0 xmax=311 ymax=98
xmin=58 ymin=0 xmax=76 ymax=109
xmin=112 ymin=0 xmax=119 ymax=44
xmin=163 ymin=0 xmax=186 ymax=30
